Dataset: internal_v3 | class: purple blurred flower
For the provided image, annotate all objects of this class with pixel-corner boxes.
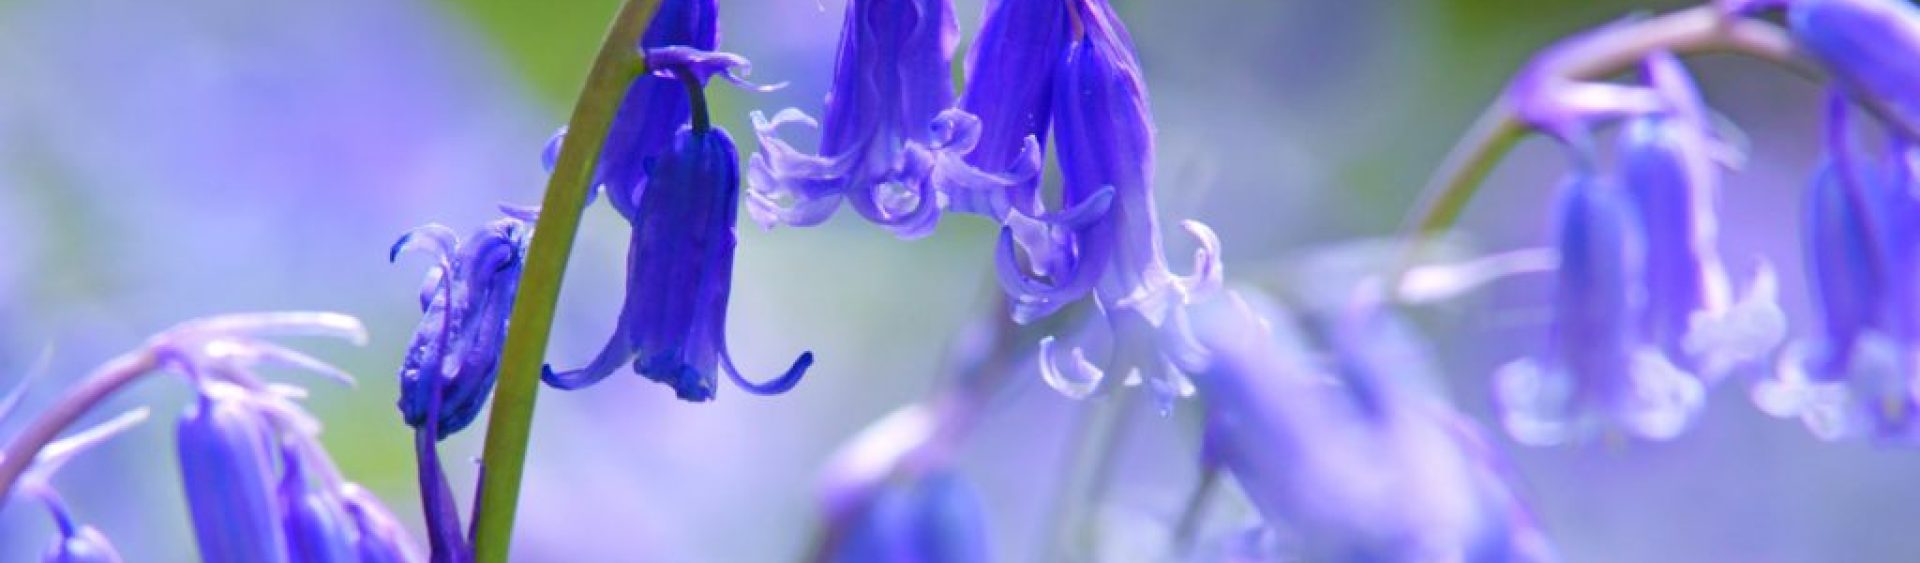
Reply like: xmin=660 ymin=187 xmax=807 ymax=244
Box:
xmin=544 ymin=0 xmax=717 ymax=216
xmin=1494 ymin=173 xmax=1707 ymax=445
xmin=1181 ymin=292 xmax=1555 ymax=562
xmin=994 ymin=0 xmax=1221 ymax=403
xmin=1755 ymin=92 xmax=1920 ymax=440
xmin=831 ymin=471 xmax=990 ymax=563
xmin=1785 ymin=0 xmax=1920 ymax=136
xmin=747 ymin=0 xmax=980 ymax=238
xmin=545 ymin=64 xmax=811 ymax=401
xmin=152 ymin=313 xmax=422 ymax=563
xmin=390 ymin=216 xmax=530 ymax=437
xmin=8 ymin=406 xmax=147 ymax=563
xmin=1615 ymin=53 xmax=1784 ymax=380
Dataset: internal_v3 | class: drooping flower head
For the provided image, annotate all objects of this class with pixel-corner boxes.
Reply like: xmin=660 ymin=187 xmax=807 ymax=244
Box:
xmin=391 ymin=216 xmax=530 ymax=437
xmin=150 ymin=313 xmax=422 ymax=563
xmin=545 ymin=55 xmax=812 ymax=401
xmin=1615 ymin=52 xmax=1784 ymax=379
xmin=1180 ymin=291 xmax=1555 ymax=561
xmin=4 ymin=402 xmax=147 ymax=563
xmin=749 ymin=0 xmax=983 ymax=237
xmin=994 ymin=0 xmax=1220 ymax=403
xmin=1754 ymin=91 xmax=1920 ymax=440
xmin=544 ymin=0 xmax=717 ymax=218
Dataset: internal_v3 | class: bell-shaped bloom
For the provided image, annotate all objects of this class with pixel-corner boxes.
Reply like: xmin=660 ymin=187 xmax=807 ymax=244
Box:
xmin=994 ymin=0 xmax=1220 ymax=402
xmin=1755 ymin=92 xmax=1920 ymax=440
xmin=747 ymin=0 xmax=974 ymax=238
xmin=1616 ymin=52 xmax=1784 ymax=379
xmin=943 ymin=0 xmax=1070 ymax=219
xmin=542 ymin=0 xmax=716 ymax=217
xmin=1181 ymin=292 xmax=1556 ymax=562
xmin=546 ymin=67 xmax=812 ymax=400
xmin=391 ymin=216 xmax=530 ymax=437
xmin=830 ymin=471 xmax=990 ymax=563
xmin=1787 ymin=0 xmax=1920 ymax=136
xmin=1495 ymin=175 xmax=1707 ymax=445
xmin=340 ymin=484 xmax=424 ymax=563
xmin=177 ymin=383 xmax=291 ymax=563
xmin=277 ymin=444 xmax=363 ymax=563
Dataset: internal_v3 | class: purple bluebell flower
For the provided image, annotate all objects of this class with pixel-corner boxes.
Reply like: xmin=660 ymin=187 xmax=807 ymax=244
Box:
xmin=543 ymin=0 xmax=716 ymax=216
xmin=1181 ymin=291 xmax=1555 ymax=561
xmin=391 ymin=216 xmax=530 ymax=437
xmin=545 ymin=62 xmax=812 ymax=401
xmin=1782 ymin=0 xmax=1920 ymax=136
xmin=340 ymin=485 xmax=424 ymax=563
xmin=1615 ymin=52 xmax=1784 ymax=379
xmin=994 ymin=0 xmax=1221 ymax=402
xmin=747 ymin=0 xmax=976 ymax=238
xmin=1754 ymin=92 xmax=1920 ymax=440
xmin=1494 ymin=173 xmax=1706 ymax=445
xmin=11 ymin=408 xmax=147 ymax=563
xmin=943 ymin=0 xmax=1070 ymax=219
xmin=831 ymin=471 xmax=990 ymax=563
xmin=176 ymin=383 xmax=291 ymax=563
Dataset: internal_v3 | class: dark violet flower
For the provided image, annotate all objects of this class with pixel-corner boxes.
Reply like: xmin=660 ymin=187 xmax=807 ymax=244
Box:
xmin=277 ymin=442 xmax=360 ymax=563
xmin=943 ymin=0 xmax=1070 ymax=219
xmin=1754 ymin=92 xmax=1920 ymax=440
xmin=1785 ymin=0 xmax=1920 ymax=136
xmin=545 ymin=64 xmax=812 ymax=401
xmin=544 ymin=0 xmax=716 ymax=217
xmin=1494 ymin=174 xmax=1706 ymax=445
xmin=831 ymin=471 xmax=990 ymax=563
xmin=994 ymin=0 xmax=1220 ymax=403
xmin=1181 ymin=291 xmax=1555 ymax=562
xmin=748 ymin=0 xmax=984 ymax=238
xmin=391 ymin=216 xmax=530 ymax=437
xmin=1615 ymin=52 xmax=1783 ymax=379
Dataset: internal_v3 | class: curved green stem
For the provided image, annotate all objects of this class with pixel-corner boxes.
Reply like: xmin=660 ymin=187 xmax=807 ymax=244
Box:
xmin=1396 ymin=5 xmax=1806 ymax=268
xmin=469 ymin=1 xmax=659 ymax=561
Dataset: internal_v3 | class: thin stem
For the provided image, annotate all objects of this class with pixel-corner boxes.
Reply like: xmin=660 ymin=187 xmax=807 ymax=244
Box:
xmin=1397 ymin=5 xmax=1806 ymax=259
xmin=1169 ymin=465 xmax=1219 ymax=557
xmin=0 ymin=349 xmax=158 ymax=502
xmin=1039 ymin=388 xmax=1137 ymax=562
xmin=468 ymin=1 xmax=660 ymax=561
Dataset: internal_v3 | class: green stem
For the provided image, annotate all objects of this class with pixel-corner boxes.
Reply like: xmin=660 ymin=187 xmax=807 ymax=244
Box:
xmin=1395 ymin=5 xmax=1806 ymax=267
xmin=469 ymin=1 xmax=659 ymax=561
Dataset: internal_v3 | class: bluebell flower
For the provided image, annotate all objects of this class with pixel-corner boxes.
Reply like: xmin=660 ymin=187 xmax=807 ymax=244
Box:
xmin=543 ymin=0 xmax=716 ymax=217
xmin=545 ymin=60 xmax=812 ymax=401
xmin=1615 ymin=52 xmax=1784 ymax=379
xmin=1754 ymin=92 xmax=1920 ymax=440
xmin=391 ymin=216 xmax=529 ymax=437
xmin=1180 ymin=291 xmax=1555 ymax=562
xmin=943 ymin=0 xmax=1070 ymax=219
xmin=176 ymin=383 xmax=291 ymax=563
xmin=10 ymin=407 xmax=147 ymax=563
xmin=149 ymin=313 xmax=422 ymax=562
xmin=1784 ymin=0 xmax=1920 ymax=136
xmin=748 ymin=0 xmax=984 ymax=238
xmin=994 ymin=0 xmax=1221 ymax=402
xmin=831 ymin=471 xmax=990 ymax=563
xmin=1493 ymin=172 xmax=1708 ymax=445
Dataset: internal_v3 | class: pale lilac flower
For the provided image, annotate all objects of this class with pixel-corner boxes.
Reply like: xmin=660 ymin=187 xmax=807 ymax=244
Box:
xmin=10 ymin=407 xmax=148 ymax=563
xmin=1181 ymin=291 xmax=1555 ymax=562
xmin=1784 ymin=0 xmax=1920 ymax=136
xmin=830 ymin=471 xmax=990 ymax=563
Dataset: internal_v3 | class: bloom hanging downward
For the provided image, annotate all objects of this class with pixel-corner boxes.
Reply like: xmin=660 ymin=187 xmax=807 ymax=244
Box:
xmin=1754 ymin=92 xmax=1920 ymax=440
xmin=942 ymin=0 xmax=1070 ymax=220
xmin=6 ymin=402 xmax=148 ymax=563
xmin=993 ymin=0 xmax=1220 ymax=403
xmin=1180 ymin=291 xmax=1555 ymax=562
xmin=545 ymin=56 xmax=812 ymax=401
xmin=1495 ymin=173 xmax=1707 ymax=445
xmin=391 ymin=216 xmax=529 ymax=437
xmin=749 ymin=0 xmax=1033 ymax=238
xmin=1615 ymin=52 xmax=1783 ymax=380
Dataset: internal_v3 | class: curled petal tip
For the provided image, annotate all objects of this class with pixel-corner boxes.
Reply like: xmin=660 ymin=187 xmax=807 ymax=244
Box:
xmin=724 ymin=351 xmax=813 ymax=396
xmin=390 ymin=224 xmax=458 ymax=265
